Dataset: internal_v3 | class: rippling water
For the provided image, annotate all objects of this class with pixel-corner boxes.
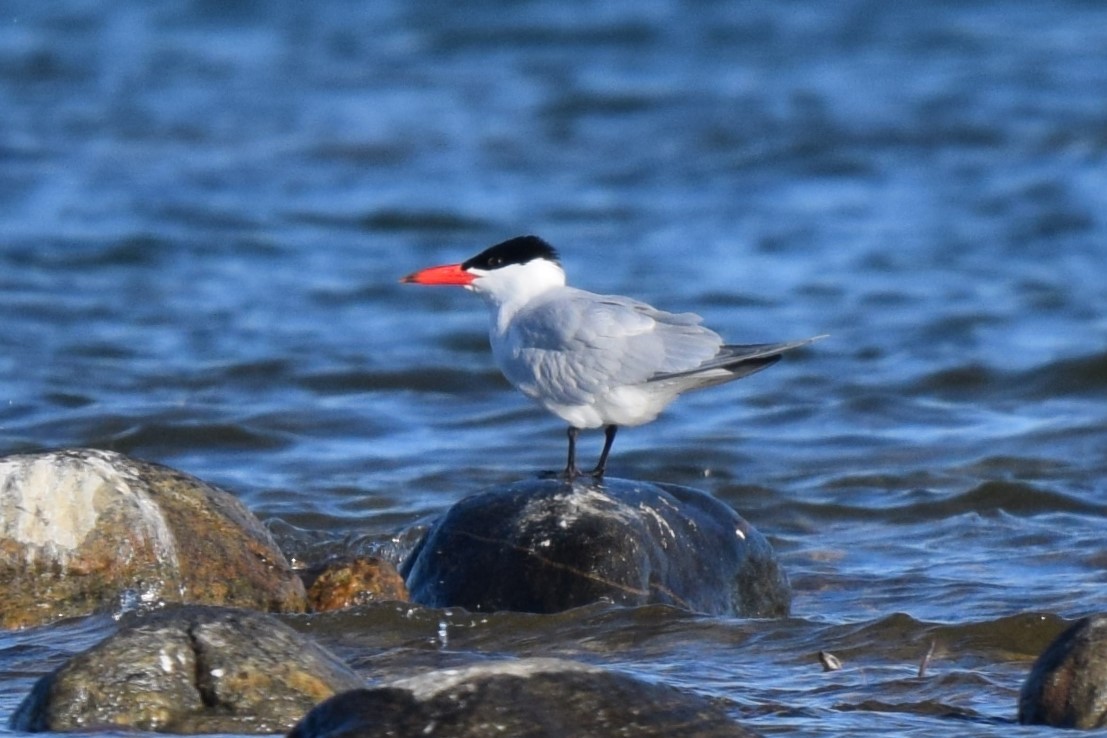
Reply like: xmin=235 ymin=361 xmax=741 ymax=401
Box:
xmin=2 ymin=1 xmax=1106 ymax=735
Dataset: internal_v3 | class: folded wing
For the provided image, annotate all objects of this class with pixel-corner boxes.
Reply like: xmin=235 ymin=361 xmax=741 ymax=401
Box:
xmin=503 ymin=289 xmax=823 ymax=405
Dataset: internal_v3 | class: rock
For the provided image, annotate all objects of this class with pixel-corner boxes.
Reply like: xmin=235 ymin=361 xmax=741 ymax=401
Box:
xmin=289 ymin=658 xmax=760 ymax=738
xmin=1019 ymin=614 xmax=1107 ymax=728
xmin=0 ymin=449 xmax=306 ymax=628
xmin=11 ymin=605 xmax=364 ymax=734
xmin=306 ymin=557 xmax=409 ymax=612
xmin=401 ymin=477 xmax=790 ymax=617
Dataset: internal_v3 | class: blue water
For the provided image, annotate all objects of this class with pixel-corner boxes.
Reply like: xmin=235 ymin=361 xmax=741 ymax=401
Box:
xmin=2 ymin=1 xmax=1107 ymax=735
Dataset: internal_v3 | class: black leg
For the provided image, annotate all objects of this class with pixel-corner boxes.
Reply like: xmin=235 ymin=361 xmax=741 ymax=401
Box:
xmin=564 ymin=426 xmax=581 ymax=479
xmin=590 ymin=425 xmax=618 ymax=478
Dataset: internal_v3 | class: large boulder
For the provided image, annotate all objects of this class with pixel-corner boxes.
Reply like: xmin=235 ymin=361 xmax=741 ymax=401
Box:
xmin=11 ymin=605 xmax=364 ymax=733
xmin=1019 ymin=614 xmax=1107 ymax=728
xmin=289 ymin=658 xmax=760 ymax=738
xmin=401 ymin=477 xmax=790 ymax=617
xmin=0 ymin=449 xmax=306 ymax=628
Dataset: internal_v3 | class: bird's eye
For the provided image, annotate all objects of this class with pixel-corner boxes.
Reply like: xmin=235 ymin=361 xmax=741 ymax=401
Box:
xmin=488 ymin=256 xmax=503 ymax=268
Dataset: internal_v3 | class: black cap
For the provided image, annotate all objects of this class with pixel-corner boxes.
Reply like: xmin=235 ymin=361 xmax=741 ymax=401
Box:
xmin=462 ymin=236 xmax=560 ymax=271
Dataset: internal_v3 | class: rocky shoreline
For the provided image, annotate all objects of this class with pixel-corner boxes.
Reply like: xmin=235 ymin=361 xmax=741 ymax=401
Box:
xmin=0 ymin=449 xmax=1100 ymax=734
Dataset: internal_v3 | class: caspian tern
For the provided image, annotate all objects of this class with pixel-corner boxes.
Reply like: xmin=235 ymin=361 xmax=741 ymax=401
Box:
xmin=402 ymin=235 xmax=821 ymax=478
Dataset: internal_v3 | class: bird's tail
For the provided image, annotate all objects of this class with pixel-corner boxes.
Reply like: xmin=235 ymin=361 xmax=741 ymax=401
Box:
xmin=648 ymin=335 xmax=826 ymax=385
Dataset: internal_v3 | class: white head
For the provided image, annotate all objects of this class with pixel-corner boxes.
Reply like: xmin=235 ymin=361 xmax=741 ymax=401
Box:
xmin=402 ymin=236 xmax=567 ymax=308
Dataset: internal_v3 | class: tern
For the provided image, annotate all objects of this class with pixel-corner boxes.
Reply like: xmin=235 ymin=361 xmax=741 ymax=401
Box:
xmin=402 ymin=235 xmax=821 ymax=478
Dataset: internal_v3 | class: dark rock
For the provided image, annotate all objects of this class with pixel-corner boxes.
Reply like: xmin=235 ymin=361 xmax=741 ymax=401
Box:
xmin=0 ymin=449 xmax=306 ymax=628
xmin=306 ymin=557 xmax=409 ymax=612
xmin=1019 ymin=614 xmax=1107 ymax=728
xmin=11 ymin=605 xmax=364 ymax=734
xmin=289 ymin=658 xmax=760 ymax=738
xmin=401 ymin=477 xmax=790 ymax=616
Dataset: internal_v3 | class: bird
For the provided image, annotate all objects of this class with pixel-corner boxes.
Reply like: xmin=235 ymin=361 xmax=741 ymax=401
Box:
xmin=402 ymin=235 xmax=821 ymax=479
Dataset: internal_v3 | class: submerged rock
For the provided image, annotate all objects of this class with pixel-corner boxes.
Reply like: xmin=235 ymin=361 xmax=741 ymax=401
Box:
xmin=0 ymin=449 xmax=306 ymax=628
xmin=11 ymin=605 xmax=364 ymax=734
xmin=1019 ymin=614 xmax=1107 ymax=728
xmin=289 ymin=657 xmax=760 ymax=738
xmin=306 ymin=556 xmax=409 ymax=612
xmin=401 ymin=477 xmax=790 ymax=616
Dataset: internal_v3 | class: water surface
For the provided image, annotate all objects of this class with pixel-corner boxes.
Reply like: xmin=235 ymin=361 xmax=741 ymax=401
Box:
xmin=1 ymin=2 xmax=1106 ymax=735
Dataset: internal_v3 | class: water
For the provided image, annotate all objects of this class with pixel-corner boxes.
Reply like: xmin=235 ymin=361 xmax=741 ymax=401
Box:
xmin=1 ymin=1 xmax=1106 ymax=735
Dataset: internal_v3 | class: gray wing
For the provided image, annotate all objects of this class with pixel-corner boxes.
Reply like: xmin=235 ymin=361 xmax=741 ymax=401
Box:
xmin=504 ymin=289 xmax=724 ymax=405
